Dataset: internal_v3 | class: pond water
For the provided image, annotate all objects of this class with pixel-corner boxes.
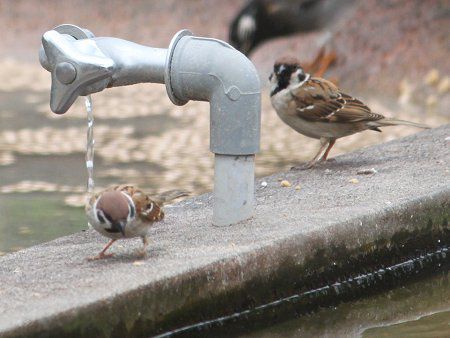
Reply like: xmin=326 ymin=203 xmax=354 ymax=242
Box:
xmin=241 ymin=271 xmax=450 ymax=338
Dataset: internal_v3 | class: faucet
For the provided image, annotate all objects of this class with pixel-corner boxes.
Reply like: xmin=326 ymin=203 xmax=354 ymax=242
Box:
xmin=39 ymin=24 xmax=261 ymax=226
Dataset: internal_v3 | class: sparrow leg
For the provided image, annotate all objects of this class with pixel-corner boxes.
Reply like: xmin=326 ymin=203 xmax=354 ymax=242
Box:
xmin=304 ymin=47 xmax=337 ymax=78
xmin=304 ymin=47 xmax=325 ymax=74
xmin=319 ymin=139 xmax=336 ymax=162
xmin=88 ymin=239 xmax=116 ymax=260
xmin=294 ymin=138 xmax=329 ymax=170
xmin=314 ymin=50 xmax=337 ymax=78
xmin=138 ymin=236 xmax=149 ymax=259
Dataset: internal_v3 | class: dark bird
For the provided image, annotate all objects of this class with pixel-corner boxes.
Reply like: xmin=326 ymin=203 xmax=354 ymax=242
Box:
xmin=229 ymin=0 xmax=354 ymax=56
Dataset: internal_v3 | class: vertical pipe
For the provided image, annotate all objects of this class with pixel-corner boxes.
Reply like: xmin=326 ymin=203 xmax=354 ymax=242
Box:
xmin=213 ymin=154 xmax=254 ymax=226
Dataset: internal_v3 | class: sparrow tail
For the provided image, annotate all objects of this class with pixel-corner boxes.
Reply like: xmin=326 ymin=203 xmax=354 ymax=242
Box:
xmin=154 ymin=189 xmax=190 ymax=205
xmin=369 ymin=118 xmax=430 ymax=129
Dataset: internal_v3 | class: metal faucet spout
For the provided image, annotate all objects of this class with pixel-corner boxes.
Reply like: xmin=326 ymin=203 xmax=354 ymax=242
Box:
xmin=39 ymin=28 xmax=167 ymax=114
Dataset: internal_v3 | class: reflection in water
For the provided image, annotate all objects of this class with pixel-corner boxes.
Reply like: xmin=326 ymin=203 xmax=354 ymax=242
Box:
xmin=364 ymin=310 xmax=450 ymax=338
xmin=241 ymin=271 xmax=450 ymax=338
xmin=0 ymin=194 xmax=85 ymax=254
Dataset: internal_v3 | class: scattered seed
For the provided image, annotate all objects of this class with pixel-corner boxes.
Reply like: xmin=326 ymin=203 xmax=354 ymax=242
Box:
xmin=132 ymin=261 xmax=145 ymax=266
xmin=280 ymin=180 xmax=291 ymax=187
xmin=349 ymin=178 xmax=359 ymax=184
xmin=295 ymin=185 xmax=301 ymax=191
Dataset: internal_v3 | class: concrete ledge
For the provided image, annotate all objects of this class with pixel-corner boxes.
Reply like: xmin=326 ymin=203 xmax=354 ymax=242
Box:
xmin=0 ymin=125 xmax=449 ymax=337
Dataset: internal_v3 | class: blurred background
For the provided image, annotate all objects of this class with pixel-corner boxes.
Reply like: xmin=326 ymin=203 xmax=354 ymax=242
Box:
xmin=0 ymin=0 xmax=449 ymax=254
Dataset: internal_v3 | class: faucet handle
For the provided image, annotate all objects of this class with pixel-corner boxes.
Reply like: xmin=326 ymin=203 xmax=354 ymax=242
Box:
xmin=41 ymin=30 xmax=115 ymax=114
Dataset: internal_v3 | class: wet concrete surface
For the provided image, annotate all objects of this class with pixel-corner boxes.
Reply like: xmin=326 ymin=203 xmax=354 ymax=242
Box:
xmin=0 ymin=125 xmax=448 ymax=337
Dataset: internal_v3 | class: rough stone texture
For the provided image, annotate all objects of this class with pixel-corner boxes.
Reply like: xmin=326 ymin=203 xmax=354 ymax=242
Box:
xmin=0 ymin=126 xmax=448 ymax=337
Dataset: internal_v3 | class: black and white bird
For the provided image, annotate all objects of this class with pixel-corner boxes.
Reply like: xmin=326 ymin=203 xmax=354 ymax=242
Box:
xmin=269 ymin=57 xmax=429 ymax=168
xmin=229 ymin=0 xmax=354 ymax=55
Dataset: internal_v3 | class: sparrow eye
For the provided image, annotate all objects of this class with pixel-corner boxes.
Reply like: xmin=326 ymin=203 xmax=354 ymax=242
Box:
xmin=298 ymin=73 xmax=306 ymax=82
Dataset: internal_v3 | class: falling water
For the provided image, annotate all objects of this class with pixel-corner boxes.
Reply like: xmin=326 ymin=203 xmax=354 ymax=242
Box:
xmin=85 ymin=96 xmax=95 ymax=194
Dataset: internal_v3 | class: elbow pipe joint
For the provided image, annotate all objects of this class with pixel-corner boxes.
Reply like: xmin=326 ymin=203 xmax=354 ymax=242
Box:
xmin=166 ymin=31 xmax=261 ymax=155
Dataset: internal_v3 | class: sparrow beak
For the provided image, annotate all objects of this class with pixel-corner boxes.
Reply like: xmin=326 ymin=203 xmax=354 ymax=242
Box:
xmin=112 ymin=221 xmax=126 ymax=236
xmin=269 ymin=73 xmax=273 ymax=81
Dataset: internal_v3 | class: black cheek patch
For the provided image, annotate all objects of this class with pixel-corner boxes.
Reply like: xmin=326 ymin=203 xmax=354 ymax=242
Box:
xmin=129 ymin=204 xmax=135 ymax=219
xmin=97 ymin=211 xmax=106 ymax=224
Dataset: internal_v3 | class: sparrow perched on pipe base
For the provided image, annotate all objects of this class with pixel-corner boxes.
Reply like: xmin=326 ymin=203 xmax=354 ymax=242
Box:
xmin=269 ymin=57 xmax=429 ymax=169
xmin=86 ymin=185 xmax=189 ymax=260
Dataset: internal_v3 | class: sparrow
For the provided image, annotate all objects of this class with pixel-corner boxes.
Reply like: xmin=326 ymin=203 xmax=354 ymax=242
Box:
xmin=229 ymin=0 xmax=354 ymax=56
xmin=85 ymin=185 xmax=189 ymax=260
xmin=269 ymin=57 xmax=430 ymax=169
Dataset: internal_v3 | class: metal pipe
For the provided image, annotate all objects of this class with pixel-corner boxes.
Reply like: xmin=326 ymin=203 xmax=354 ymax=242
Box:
xmin=214 ymin=155 xmax=255 ymax=226
xmin=39 ymin=25 xmax=261 ymax=226
xmin=90 ymin=38 xmax=167 ymax=86
xmin=166 ymin=32 xmax=261 ymax=225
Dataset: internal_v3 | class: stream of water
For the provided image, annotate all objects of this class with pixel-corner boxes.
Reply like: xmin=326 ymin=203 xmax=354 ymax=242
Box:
xmin=85 ymin=95 xmax=95 ymax=195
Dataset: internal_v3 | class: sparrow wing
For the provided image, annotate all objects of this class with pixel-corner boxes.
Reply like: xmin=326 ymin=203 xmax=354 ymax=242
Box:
xmin=291 ymin=78 xmax=384 ymax=123
xmin=114 ymin=185 xmax=164 ymax=223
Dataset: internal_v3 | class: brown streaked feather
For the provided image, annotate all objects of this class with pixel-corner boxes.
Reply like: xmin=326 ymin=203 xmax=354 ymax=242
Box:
xmin=113 ymin=185 xmax=188 ymax=223
xmin=112 ymin=185 xmax=164 ymax=223
xmin=291 ymin=77 xmax=385 ymax=124
xmin=132 ymin=193 xmax=164 ymax=223
xmin=90 ymin=185 xmax=188 ymax=224
xmin=152 ymin=189 xmax=190 ymax=205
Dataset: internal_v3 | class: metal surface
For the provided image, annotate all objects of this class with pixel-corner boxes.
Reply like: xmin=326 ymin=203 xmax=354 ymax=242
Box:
xmin=168 ymin=34 xmax=261 ymax=155
xmin=213 ymin=154 xmax=254 ymax=226
xmin=165 ymin=29 xmax=193 ymax=106
xmin=39 ymin=25 xmax=261 ymax=225
xmin=40 ymin=30 xmax=114 ymax=114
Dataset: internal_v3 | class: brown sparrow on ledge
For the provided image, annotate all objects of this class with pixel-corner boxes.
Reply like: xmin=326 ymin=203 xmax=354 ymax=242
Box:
xmin=86 ymin=185 xmax=189 ymax=260
xmin=269 ymin=57 xmax=429 ymax=169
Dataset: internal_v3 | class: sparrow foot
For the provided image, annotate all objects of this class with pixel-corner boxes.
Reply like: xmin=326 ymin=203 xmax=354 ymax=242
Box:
xmin=291 ymin=162 xmax=316 ymax=170
xmin=87 ymin=252 xmax=114 ymax=261
xmin=319 ymin=158 xmax=337 ymax=163
xmin=137 ymin=249 xmax=148 ymax=259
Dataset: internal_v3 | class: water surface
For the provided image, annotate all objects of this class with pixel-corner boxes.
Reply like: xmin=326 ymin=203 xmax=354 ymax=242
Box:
xmin=241 ymin=271 xmax=450 ymax=337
